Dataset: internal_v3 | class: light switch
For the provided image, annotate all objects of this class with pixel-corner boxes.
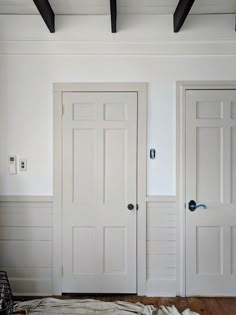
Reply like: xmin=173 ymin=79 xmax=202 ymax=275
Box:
xmin=9 ymin=155 xmax=17 ymax=175
xmin=19 ymin=159 xmax=27 ymax=171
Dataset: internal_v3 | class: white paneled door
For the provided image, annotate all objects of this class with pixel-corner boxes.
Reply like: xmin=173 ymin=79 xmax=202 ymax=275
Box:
xmin=62 ymin=92 xmax=137 ymax=293
xmin=186 ymin=90 xmax=236 ymax=296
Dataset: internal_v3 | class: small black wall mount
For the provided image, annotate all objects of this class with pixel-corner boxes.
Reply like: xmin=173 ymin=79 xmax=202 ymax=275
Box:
xmin=150 ymin=148 xmax=156 ymax=159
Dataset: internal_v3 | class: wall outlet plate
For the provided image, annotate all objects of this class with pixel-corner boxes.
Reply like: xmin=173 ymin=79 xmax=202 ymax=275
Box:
xmin=19 ymin=159 xmax=27 ymax=171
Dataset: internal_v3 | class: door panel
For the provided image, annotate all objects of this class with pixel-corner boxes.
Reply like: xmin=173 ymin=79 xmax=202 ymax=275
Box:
xmin=62 ymin=92 xmax=137 ymax=293
xmin=196 ymin=127 xmax=222 ymax=202
xmin=196 ymin=226 xmax=222 ymax=275
xmin=104 ymin=129 xmax=127 ymax=203
xmin=72 ymin=227 xmax=98 ymax=275
xmin=73 ymin=129 xmax=97 ymax=203
xmin=232 ymin=128 xmax=236 ymax=203
xmin=186 ymin=90 xmax=236 ymax=296
xmin=104 ymin=226 xmax=126 ymax=274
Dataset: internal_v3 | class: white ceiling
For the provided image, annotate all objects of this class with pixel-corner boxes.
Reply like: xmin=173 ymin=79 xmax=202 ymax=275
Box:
xmin=0 ymin=0 xmax=236 ymax=15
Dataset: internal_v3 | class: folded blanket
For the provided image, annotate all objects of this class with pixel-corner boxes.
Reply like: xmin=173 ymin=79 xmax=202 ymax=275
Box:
xmin=155 ymin=305 xmax=199 ymax=315
xmin=14 ymin=298 xmax=200 ymax=315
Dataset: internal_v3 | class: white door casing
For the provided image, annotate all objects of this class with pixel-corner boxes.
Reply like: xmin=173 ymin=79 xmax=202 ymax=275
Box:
xmin=62 ymin=91 xmax=137 ymax=293
xmin=53 ymin=83 xmax=147 ymax=296
xmin=185 ymin=89 xmax=236 ymax=296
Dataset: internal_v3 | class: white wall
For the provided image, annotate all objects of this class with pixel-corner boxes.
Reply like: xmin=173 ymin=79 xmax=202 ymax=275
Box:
xmin=0 ymin=16 xmax=236 ymax=193
xmin=1 ymin=49 xmax=236 ymax=194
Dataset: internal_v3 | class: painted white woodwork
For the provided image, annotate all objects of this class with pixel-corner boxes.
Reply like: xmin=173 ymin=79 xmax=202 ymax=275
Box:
xmin=185 ymin=90 xmax=236 ymax=296
xmin=1 ymin=15 xmax=236 ymax=55
xmin=146 ymin=199 xmax=177 ymax=296
xmin=53 ymin=83 xmax=147 ymax=296
xmin=1 ymin=0 xmax=236 ymax=15
xmin=0 ymin=0 xmax=38 ymax=14
xmin=62 ymin=92 xmax=137 ymax=293
xmin=0 ymin=197 xmax=53 ymax=296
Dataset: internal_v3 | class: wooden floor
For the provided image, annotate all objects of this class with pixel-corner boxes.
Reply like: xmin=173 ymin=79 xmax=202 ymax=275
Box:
xmin=19 ymin=295 xmax=236 ymax=315
xmin=68 ymin=296 xmax=236 ymax=314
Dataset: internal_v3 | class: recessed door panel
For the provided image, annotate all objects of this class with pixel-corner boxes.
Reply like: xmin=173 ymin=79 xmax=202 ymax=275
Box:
xmin=73 ymin=129 xmax=96 ymax=204
xmin=72 ymin=227 xmax=98 ymax=275
xmin=196 ymin=127 xmax=222 ymax=203
xmin=230 ymin=227 xmax=236 ymax=275
xmin=104 ymin=129 xmax=127 ymax=204
xmin=104 ymin=103 xmax=127 ymax=121
xmin=196 ymin=101 xmax=223 ymax=119
xmin=73 ymin=103 xmax=97 ymax=121
xmin=196 ymin=226 xmax=222 ymax=275
xmin=231 ymin=102 xmax=236 ymax=119
xmin=104 ymin=227 xmax=126 ymax=274
xmin=232 ymin=128 xmax=236 ymax=203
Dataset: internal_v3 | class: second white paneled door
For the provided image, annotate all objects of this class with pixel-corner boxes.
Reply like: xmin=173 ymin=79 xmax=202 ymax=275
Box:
xmin=186 ymin=90 xmax=236 ymax=296
xmin=62 ymin=92 xmax=137 ymax=293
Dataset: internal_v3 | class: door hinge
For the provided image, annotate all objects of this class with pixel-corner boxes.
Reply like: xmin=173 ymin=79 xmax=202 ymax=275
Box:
xmin=61 ymin=266 xmax=63 ymax=276
xmin=62 ymin=105 xmax=64 ymax=115
xmin=136 ymin=204 xmax=139 ymax=210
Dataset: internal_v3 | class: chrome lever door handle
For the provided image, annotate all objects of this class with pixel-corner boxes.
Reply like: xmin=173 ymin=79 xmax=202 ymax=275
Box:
xmin=188 ymin=200 xmax=207 ymax=212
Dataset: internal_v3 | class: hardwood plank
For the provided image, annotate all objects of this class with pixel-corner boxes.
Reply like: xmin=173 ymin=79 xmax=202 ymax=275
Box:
xmin=186 ymin=297 xmax=211 ymax=315
xmin=218 ymin=298 xmax=236 ymax=314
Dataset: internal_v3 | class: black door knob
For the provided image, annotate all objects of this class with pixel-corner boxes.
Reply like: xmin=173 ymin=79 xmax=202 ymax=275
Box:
xmin=127 ymin=204 xmax=134 ymax=210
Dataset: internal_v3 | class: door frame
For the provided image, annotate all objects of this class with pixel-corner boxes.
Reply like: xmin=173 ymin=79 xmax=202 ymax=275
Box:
xmin=176 ymin=80 xmax=236 ymax=296
xmin=53 ymin=82 xmax=148 ymax=295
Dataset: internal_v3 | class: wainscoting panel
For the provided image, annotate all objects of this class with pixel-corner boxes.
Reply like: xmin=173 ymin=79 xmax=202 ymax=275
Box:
xmin=146 ymin=196 xmax=177 ymax=296
xmin=0 ymin=195 xmax=177 ymax=296
xmin=0 ymin=196 xmax=53 ymax=296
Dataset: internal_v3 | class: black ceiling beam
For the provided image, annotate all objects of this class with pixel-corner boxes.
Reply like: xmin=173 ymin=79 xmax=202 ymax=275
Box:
xmin=33 ymin=0 xmax=55 ymax=33
xmin=110 ymin=0 xmax=117 ymax=33
xmin=174 ymin=0 xmax=195 ymax=32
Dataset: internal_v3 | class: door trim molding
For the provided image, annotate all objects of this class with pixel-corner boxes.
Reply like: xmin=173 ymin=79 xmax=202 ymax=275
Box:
xmin=53 ymin=82 xmax=148 ymax=295
xmin=176 ymin=80 xmax=236 ymax=296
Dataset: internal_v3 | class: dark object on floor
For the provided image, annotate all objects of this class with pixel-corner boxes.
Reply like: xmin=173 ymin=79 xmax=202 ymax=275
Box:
xmin=0 ymin=271 xmax=13 ymax=315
